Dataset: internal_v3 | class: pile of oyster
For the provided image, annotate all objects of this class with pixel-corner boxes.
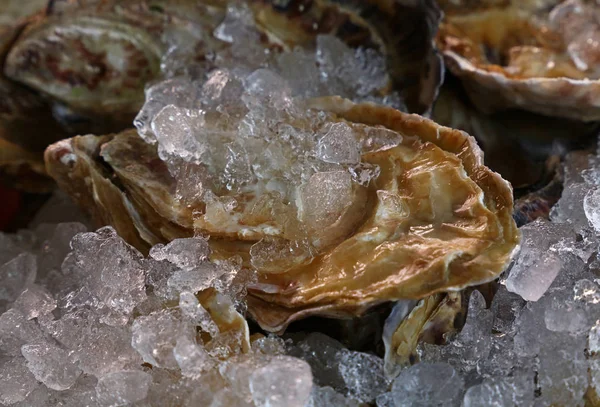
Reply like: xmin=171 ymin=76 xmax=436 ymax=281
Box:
xmin=2 ymin=0 xmax=600 ymax=405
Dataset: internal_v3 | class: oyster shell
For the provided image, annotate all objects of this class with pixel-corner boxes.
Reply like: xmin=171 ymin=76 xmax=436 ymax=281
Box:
xmin=436 ymin=0 xmax=600 ymax=121
xmin=431 ymin=78 xmax=595 ymax=226
xmin=46 ymin=96 xmax=519 ymax=332
xmin=0 ymin=5 xmax=65 ymax=192
xmin=383 ymin=292 xmax=464 ymax=378
xmin=4 ymin=0 xmax=442 ymax=129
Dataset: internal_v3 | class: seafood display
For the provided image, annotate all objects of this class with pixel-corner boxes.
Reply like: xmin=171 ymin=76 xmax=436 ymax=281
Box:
xmin=2 ymin=0 xmax=600 ymax=406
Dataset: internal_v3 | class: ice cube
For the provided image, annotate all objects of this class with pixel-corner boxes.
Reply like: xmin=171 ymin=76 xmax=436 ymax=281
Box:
xmin=21 ymin=342 xmax=81 ymax=391
xmin=134 ymin=77 xmax=201 ymax=143
xmin=131 ymin=309 xmax=190 ymax=369
xmin=0 ymin=252 xmax=36 ymax=307
xmin=307 ymin=386 xmax=360 ymax=407
xmin=249 ymin=355 xmax=313 ymax=407
xmin=316 ymin=122 xmax=360 ymax=165
xmin=150 ymin=237 xmax=211 ymax=270
xmin=505 ymin=219 xmax=570 ymax=301
xmin=338 ymin=350 xmax=388 ymax=403
xmin=95 ymin=370 xmax=152 ymax=406
xmin=66 ymin=227 xmax=146 ymax=324
xmin=13 ymin=284 xmax=56 ymax=320
xmin=543 ymin=291 xmax=588 ymax=333
xmin=251 ymin=335 xmax=287 ymax=356
xmin=0 ymin=356 xmax=39 ymax=404
xmin=0 ymin=309 xmax=45 ymax=356
xmin=463 ymin=377 xmax=534 ymax=407
xmin=287 ymin=332 xmax=346 ymax=390
xmin=299 ymin=171 xmax=354 ymax=231
xmin=43 ymin=309 xmax=141 ymax=376
xmin=391 ymin=362 xmax=464 ymax=407
xmin=179 ymin=291 xmax=220 ymax=337
xmin=276 ymin=48 xmax=321 ymax=98
xmin=151 ymin=104 xmax=207 ymax=163
xmin=173 ymin=335 xmax=214 ymax=379
xmin=243 ymin=69 xmax=292 ymax=110
xmin=550 ymin=182 xmax=591 ymax=233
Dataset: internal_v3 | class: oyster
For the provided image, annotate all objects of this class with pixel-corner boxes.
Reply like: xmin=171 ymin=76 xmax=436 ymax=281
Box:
xmin=46 ymin=89 xmax=519 ymax=332
xmin=4 ymin=0 xmax=442 ymax=131
xmin=0 ymin=3 xmax=66 ymax=191
xmin=383 ymin=292 xmax=464 ymax=378
xmin=431 ymin=78 xmax=597 ymax=226
xmin=2 ymin=0 xmax=443 ymax=191
xmin=436 ymin=0 xmax=600 ymax=121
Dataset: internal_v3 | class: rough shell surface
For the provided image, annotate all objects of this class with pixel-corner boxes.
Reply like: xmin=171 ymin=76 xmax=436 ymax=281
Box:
xmin=45 ymin=97 xmax=519 ymax=332
xmin=436 ymin=0 xmax=600 ymax=121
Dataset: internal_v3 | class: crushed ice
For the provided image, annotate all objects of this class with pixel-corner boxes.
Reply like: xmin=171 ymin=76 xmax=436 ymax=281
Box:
xmin=6 ymin=2 xmax=600 ymax=405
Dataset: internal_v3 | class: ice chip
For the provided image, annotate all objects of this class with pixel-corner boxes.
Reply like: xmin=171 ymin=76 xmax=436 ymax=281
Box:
xmin=287 ymin=332 xmax=346 ymax=389
xmin=131 ymin=309 xmax=189 ymax=369
xmin=0 ymin=356 xmax=39 ymax=404
xmin=243 ymin=69 xmax=292 ymax=110
xmin=463 ymin=377 xmax=534 ymax=407
xmin=96 ymin=370 xmax=152 ymax=406
xmin=151 ymin=104 xmax=207 ymax=163
xmin=201 ymin=69 xmax=244 ymax=108
xmin=361 ymin=127 xmax=403 ymax=153
xmin=249 ymin=355 xmax=313 ymax=407
xmin=213 ymin=3 xmax=256 ymax=43
xmin=391 ymin=362 xmax=464 ymax=407
xmin=150 ymin=237 xmax=211 ymax=270
xmin=179 ymin=291 xmax=220 ymax=337
xmin=338 ymin=350 xmax=388 ymax=403
xmin=13 ymin=284 xmax=57 ymax=320
xmin=299 ymin=171 xmax=354 ymax=231
xmin=505 ymin=219 xmax=569 ymax=301
xmin=21 ymin=342 xmax=81 ymax=391
xmin=307 ymin=386 xmax=361 ymax=407
xmin=550 ymin=182 xmax=591 ymax=233
xmin=0 ymin=309 xmax=45 ymax=356
xmin=0 ymin=252 xmax=36 ymax=306
xmin=276 ymin=48 xmax=321 ymax=98
xmin=316 ymin=122 xmax=360 ymax=164
xmin=174 ymin=335 xmax=214 ymax=379
xmin=134 ymin=77 xmax=200 ymax=143
xmin=544 ymin=293 xmax=588 ymax=333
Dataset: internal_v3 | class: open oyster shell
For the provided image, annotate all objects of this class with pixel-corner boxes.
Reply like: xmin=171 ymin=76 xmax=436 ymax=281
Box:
xmin=46 ymin=97 xmax=519 ymax=332
xmin=436 ymin=0 xmax=600 ymax=121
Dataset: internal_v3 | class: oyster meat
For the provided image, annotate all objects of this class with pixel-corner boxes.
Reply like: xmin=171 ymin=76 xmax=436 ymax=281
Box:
xmin=437 ymin=0 xmax=600 ymax=121
xmin=46 ymin=69 xmax=519 ymax=332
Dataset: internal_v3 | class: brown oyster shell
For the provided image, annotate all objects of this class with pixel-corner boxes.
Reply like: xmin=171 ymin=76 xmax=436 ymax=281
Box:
xmin=5 ymin=0 xmax=443 ymax=126
xmin=436 ymin=0 xmax=600 ymax=121
xmin=46 ymin=97 xmax=519 ymax=332
xmin=383 ymin=292 xmax=464 ymax=378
